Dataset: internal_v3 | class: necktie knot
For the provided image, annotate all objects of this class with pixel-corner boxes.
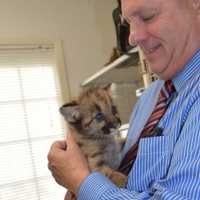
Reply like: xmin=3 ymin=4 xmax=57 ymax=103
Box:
xmin=159 ymin=80 xmax=176 ymax=101
xmin=164 ymin=80 xmax=176 ymax=97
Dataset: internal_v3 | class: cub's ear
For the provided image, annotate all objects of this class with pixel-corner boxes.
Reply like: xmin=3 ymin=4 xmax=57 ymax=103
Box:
xmin=102 ymin=83 xmax=112 ymax=91
xmin=59 ymin=101 xmax=81 ymax=123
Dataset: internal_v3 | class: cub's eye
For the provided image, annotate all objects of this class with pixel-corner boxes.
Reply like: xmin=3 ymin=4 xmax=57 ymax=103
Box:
xmin=112 ymin=105 xmax=118 ymax=115
xmin=95 ymin=112 xmax=105 ymax=122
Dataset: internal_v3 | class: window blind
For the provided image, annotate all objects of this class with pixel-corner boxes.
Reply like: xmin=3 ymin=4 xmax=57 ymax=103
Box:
xmin=0 ymin=45 xmax=67 ymax=200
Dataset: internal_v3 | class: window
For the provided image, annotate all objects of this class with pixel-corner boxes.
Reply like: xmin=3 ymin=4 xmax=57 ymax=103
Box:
xmin=0 ymin=42 xmax=68 ymax=199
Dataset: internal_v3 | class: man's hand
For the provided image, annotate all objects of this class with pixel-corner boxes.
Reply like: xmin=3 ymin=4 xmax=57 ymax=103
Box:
xmin=47 ymin=128 xmax=91 ymax=194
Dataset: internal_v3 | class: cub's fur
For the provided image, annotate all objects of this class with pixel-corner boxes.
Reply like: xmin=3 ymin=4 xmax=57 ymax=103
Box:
xmin=59 ymin=85 xmax=127 ymax=187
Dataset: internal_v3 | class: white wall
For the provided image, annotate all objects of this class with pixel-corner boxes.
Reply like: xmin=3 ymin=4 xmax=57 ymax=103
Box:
xmin=0 ymin=0 xmax=117 ymax=97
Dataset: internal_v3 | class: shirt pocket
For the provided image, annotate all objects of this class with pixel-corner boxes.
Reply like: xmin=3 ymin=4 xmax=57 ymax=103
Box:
xmin=128 ymin=136 xmax=172 ymax=191
xmin=138 ymin=136 xmax=170 ymax=155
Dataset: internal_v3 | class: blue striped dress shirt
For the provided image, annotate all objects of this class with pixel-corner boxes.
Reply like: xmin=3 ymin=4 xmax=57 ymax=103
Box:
xmin=78 ymin=48 xmax=200 ymax=200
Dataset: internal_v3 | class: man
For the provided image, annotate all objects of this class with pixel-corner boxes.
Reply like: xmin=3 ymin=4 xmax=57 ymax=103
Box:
xmin=48 ymin=0 xmax=200 ymax=199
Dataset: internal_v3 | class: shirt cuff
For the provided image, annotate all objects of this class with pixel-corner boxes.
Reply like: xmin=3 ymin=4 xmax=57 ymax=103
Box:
xmin=77 ymin=172 xmax=118 ymax=200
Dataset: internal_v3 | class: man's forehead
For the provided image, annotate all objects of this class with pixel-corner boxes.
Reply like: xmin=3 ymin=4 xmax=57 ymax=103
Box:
xmin=121 ymin=0 xmax=161 ymax=17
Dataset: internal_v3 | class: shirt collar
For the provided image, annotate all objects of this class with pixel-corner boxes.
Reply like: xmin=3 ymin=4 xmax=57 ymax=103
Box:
xmin=172 ymin=48 xmax=200 ymax=92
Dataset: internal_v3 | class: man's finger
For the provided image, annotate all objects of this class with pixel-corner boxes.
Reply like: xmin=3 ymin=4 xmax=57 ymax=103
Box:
xmin=52 ymin=140 xmax=67 ymax=150
xmin=65 ymin=133 xmax=80 ymax=153
xmin=66 ymin=132 xmax=73 ymax=141
xmin=47 ymin=140 xmax=67 ymax=161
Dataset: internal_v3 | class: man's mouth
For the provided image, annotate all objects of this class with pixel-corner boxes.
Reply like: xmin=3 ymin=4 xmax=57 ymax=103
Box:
xmin=143 ymin=44 xmax=161 ymax=55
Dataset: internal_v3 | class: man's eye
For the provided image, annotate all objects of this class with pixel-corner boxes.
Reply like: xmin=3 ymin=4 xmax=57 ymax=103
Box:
xmin=142 ymin=15 xmax=155 ymax=22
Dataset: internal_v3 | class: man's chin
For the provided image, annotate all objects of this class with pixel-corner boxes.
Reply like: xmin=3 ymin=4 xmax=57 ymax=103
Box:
xmin=148 ymin=62 xmax=168 ymax=78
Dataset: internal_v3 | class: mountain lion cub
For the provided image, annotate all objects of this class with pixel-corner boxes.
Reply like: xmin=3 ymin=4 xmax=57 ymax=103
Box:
xmin=59 ymin=85 xmax=127 ymax=189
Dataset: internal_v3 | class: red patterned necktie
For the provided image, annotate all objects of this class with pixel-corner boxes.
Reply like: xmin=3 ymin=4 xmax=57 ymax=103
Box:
xmin=118 ymin=80 xmax=176 ymax=175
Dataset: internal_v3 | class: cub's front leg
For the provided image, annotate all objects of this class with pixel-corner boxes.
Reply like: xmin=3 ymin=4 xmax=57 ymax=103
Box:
xmin=98 ymin=166 xmax=127 ymax=187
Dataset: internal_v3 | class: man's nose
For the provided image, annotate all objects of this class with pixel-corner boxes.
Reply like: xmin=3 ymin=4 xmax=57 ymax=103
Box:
xmin=128 ymin=20 xmax=148 ymax=46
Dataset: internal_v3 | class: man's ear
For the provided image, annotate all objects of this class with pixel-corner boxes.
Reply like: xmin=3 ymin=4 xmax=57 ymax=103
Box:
xmin=59 ymin=101 xmax=81 ymax=123
xmin=192 ymin=0 xmax=200 ymax=10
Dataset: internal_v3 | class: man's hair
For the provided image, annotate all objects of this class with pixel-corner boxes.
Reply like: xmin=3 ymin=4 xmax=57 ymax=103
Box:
xmin=117 ymin=0 xmax=121 ymax=7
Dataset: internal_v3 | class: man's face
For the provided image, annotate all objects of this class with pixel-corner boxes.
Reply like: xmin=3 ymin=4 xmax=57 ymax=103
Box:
xmin=122 ymin=0 xmax=200 ymax=80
